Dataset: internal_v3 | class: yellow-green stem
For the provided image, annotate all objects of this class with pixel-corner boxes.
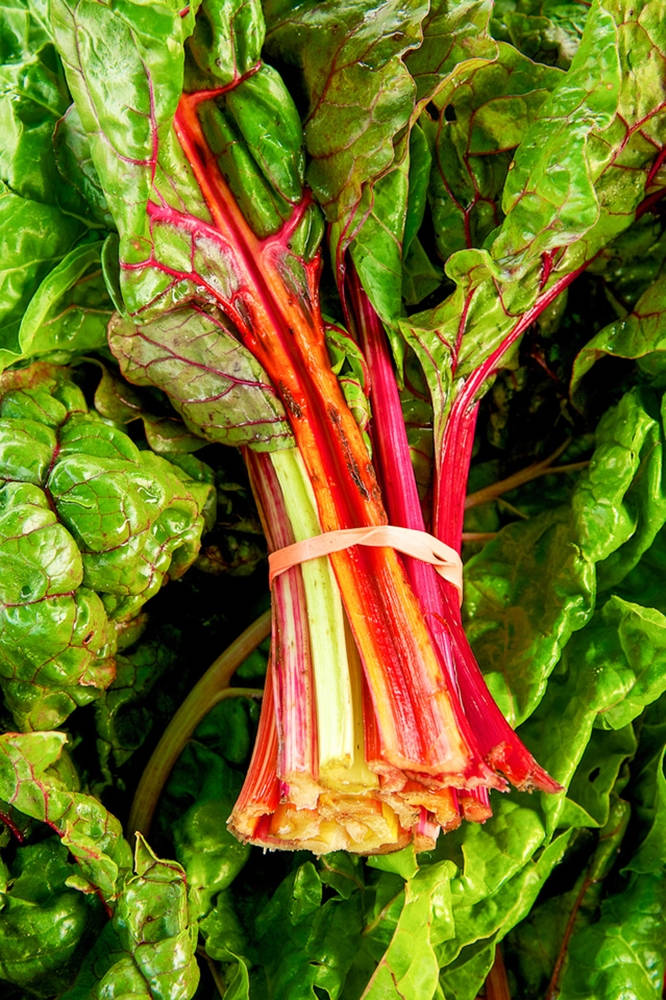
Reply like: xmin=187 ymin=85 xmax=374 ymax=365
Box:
xmin=271 ymin=448 xmax=365 ymax=782
xmin=465 ymin=442 xmax=587 ymax=510
xmin=128 ymin=611 xmax=270 ymax=838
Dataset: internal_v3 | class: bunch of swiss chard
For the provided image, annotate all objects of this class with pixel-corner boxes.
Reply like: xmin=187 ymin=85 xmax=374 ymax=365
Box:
xmin=1 ymin=0 xmax=665 ymax=997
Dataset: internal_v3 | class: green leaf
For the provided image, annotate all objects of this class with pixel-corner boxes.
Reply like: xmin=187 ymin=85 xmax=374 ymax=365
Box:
xmin=53 ymin=104 xmax=115 ymax=227
xmin=465 ymin=506 xmax=595 ymax=725
xmin=170 ymin=746 xmax=250 ymax=917
xmin=0 ymin=184 xmax=83 ymax=371
xmin=565 ymin=724 xmax=636 ymax=827
xmin=360 ymin=861 xmax=456 ymax=999
xmin=0 ymin=731 xmax=131 ymax=901
xmin=424 ymin=41 xmax=560 ymax=264
xmin=94 ymin=637 xmax=179 ymax=782
xmin=18 ymin=241 xmax=112 ymax=361
xmin=574 ymin=388 xmax=666 ymax=591
xmin=265 ymin=0 xmax=429 ymax=222
xmin=0 ymin=839 xmax=100 ymax=995
xmin=197 ymin=65 xmax=308 ymax=240
xmin=492 ymin=2 xmax=621 ymax=270
xmin=505 ymin=797 xmax=631 ymax=999
xmin=186 ymin=0 xmax=264 ymax=88
xmin=591 ymin=598 xmax=666 ymax=731
xmin=252 ymin=861 xmax=365 ymax=999
xmin=200 ymin=892 xmax=248 ymax=963
xmin=49 ymin=0 xmax=198 ymax=240
xmin=62 ymin=836 xmax=200 ymax=1000
xmin=465 ymin=381 xmax=666 ymax=725
xmin=557 ymin=871 xmax=666 ymax=1000
xmin=571 ymin=268 xmax=666 ymax=402
xmin=403 ymin=1 xmax=665 ymax=456
xmin=325 ymin=322 xmax=372 ymax=434
xmin=0 ymin=27 xmax=70 ymax=204
xmin=491 ymin=0 xmax=587 ymax=68
xmin=405 ymin=0 xmax=496 ymax=103
xmin=0 ymin=368 xmax=214 ymax=729
xmin=624 ymin=699 xmax=666 ymax=876
xmin=108 ymin=307 xmax=294 ymax=451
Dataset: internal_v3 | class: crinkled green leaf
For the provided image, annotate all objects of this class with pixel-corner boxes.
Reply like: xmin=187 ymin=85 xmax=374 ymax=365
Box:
xmin=0 ymin=3 xmax=114 ymax=375
xmin=94 ymin=637 xmax=179 ymax=782
xmin=186 ymin=0 xmax=264 ymax=89
xmin=265 ymin=0 xmax=429 ymax=222
xmin=92 ymin=364 xmax=206 ymax=455
xmin=519 ymin=602 xmax=666 ymax=839
xmin=62 ymin=836 xmax=200 ymax=1000
xmin=624 ymin=699 xmax=666 ymax=876
xmin=49 ymin=0 xmax=197 ymax=240
xmin=574 ymin=388 xmax=666 ymax=591
xmin=251 ymin=861 xmax=365 ymax=999
xmin=586 ymin=214 xmax=666 ymax=314
xmin=332 ymin=140 xmax=412 ymax=327
xmin=0 ymin=0 xmax=51 ymax=60
xmin=492 ymin=2 xmax=620 ymax=269
xmin=0 ymin=23 xmax=69 ymax=204
xmin=170 ymin=746 xmax=250 ymax=918
xmin=18 ymin=240 xmax=112 ymax=361
xmin=200 ymin=891 xmax=248 ymax=964
xmin=505 ymin=797 xmax=631 ymax=999
xmin=0 ymin=731 xmax=131 ymax=900
xmin=405 ymin=0 xmax=497 ymax=103
xmin=360 ymin=861 xmax=456 ymax=1000
xmin=437 ymin=829 xmax=572 ymax=972
xmin=464 ymin=506 xmax=594 ymax=724
xmin=465 ymin=387 xmax=666 ymax=725
xmin=590 ymin=598 xmax=666 ymax=731
xmin=0 ymin=184 xmax=84 ymax=371
xmin=403 ymin=0 xmax=665 ymax=454
xmin=0 ymin=368 xmax=214 ymax=729
xmin=53 ymin=104 xmax=114 ymax=227
xmin=424 ymin=42 xmax=560 ymax=263
xmin=565 ymin=724 xmax=636 ymax=828
xmin=324 ymin=4 xmax=502 ymax=329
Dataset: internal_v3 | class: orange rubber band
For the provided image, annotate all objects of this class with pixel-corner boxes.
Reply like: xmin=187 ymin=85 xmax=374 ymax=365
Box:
xmin=268 ymin=525 xmax=463 ymax=603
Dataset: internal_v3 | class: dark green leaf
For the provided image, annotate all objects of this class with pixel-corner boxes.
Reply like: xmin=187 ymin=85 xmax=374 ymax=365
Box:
xmin=557 ymin=871 xmax=666 ymax=1000
xmin=0 ymin=839 xmax=100 ymax=995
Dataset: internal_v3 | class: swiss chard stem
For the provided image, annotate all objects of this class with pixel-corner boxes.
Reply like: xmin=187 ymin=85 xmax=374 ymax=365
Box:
xmin=481 ymin=947 xmax=512 ymax=1000
xmin=346 ymin=273 xmax=558 ymax=794
xmin=173 ymin=91 xmax=480 ymax=780
xmin=271 ymin=447 xmax=355 ymax=782
xmin=465 ymin=441 xmax=588 ymax=511
xmin=244 ymin=449 xmax=318 ymax=804
xmin=128 ymin=612 xmax=269 ymax=838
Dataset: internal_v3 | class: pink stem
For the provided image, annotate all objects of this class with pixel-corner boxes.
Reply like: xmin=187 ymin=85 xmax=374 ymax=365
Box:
xmin=244 ymin=450 xmax=318 ymax=792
